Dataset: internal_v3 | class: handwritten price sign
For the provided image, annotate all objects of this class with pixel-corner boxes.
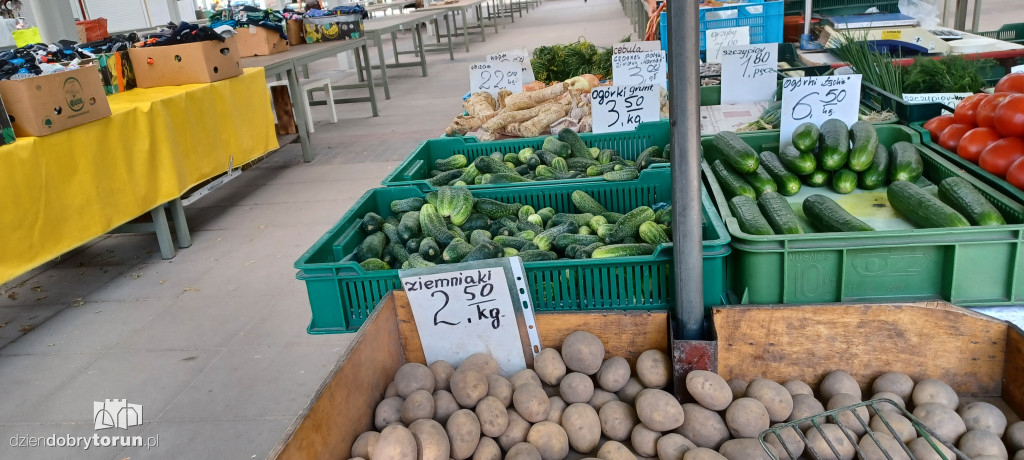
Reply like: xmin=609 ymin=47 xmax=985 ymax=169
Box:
xmin=705 ymin=26 xmax=750 ymax=64
xmin=613 ymin=41 xmax=662 ymax=54
xmin=469 ymin=62 xmax=523 ymax=96
xmin=720 ymin=43 xmax=777 ymax=105
xmin=487 ymin=49 xmax=535 ymax=83
xmin=612 ymin=51 xmax=667 ymax=90
xmin=591 ymin=85 xmax=660 ymax=134
xmin=779 ymin=75 xmax=863 ymax=147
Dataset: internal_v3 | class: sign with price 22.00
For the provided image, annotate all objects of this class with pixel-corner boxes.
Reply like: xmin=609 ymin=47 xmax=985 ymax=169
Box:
xmin=779 ymin=75 xmax=862 ymax=148
xmin=399 ymin=257 xmax=541 ymax=375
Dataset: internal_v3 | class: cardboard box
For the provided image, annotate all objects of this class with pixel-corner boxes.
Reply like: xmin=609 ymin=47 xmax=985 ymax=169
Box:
xmin=0 ymin=95 xmax=16 ymax=145
xmin=0 ymin=67 xmax=111 ymax=137
xmin=128 ymin=37 xmax=242 ymax=88
xmin=303 ymin=15 xmax=363 ymax=43
xmin=286 ymin=19 xmax=305 ymax=46
xmin=97 ymin=50 xmax=136 ymax=95
xmin=235 ymin=26 xmax=290 ymax=57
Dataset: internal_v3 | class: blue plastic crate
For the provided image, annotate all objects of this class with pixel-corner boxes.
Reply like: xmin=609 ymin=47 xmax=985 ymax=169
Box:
xmin=695 ymin=0 xmax=783 ymax=51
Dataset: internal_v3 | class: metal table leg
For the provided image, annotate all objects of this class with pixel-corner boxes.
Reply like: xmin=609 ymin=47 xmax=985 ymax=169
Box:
xmin=361 ymin=44 xmax=380 ymax=117
xmin=169 ymin=198 xmax=191 ymax=249
xmin=374 ymin=34 xmax=392 ymax=100
xmin=391 ymin=31 xmax=400 ymax=63
xmin=286 ymin=64 xmax=314 ymax=162
xmin=415 ymin=23 xmax=428 ymax=77
xmin=151 ymin=204 xmax=175 ymax=259
xmin=444 ymin=14 xmax=455 ymax=59
xmin=461 ymin=9 xmax=470 ymax=52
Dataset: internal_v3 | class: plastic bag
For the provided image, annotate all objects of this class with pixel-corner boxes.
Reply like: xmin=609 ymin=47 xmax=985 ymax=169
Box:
xmin=899 ymin=0 xmax=941 ymax=29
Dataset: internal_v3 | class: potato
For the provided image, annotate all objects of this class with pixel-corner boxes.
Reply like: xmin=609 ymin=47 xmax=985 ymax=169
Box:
xmin=433 ymin=390 xmax=459 ymax=425
xmin=499 ymin=409 xmax=532 ymax=451
xmin=726 ymin=380 xmax=747 ymax=400
xmin=386 ymin=382 xmax=399 ymax=398
xmin=376 ymin=425 xmax=418 ymax=460
xmin=508 ymin=442 xmax=544 ymax=460
xmin=804 ymin=424 xmax=855 ymax=460
xmin=912 ymin=379 xmax=958 ymax=411
xmin=562 ymin=331 xmax=606 ymax=375
xmin=958 ymin=401 xmax=1007 ymax=437
xmin=376 ymin=396 xmax=405 ymax=430
xmin=450 ymin=368 xmax=489 ymax=409
xmin=907 ymin=436 xmax=955 ymax=460
xmin=764 ymin=424 xmax=804 ymax=460
xmin=409 ymin=419 xmax=450 ymax=460
xmin=548 ymin=396 xmax=568 ymax=424
xmin=718 ymin=438 xmax=774 ymax=460
xmin=958 ymin=429 xmax=1008 ymax=459
xmin=536 ymin=348 xmax=568 ymax=386
xmin=395 ymin=363 xmax=436 ymax=398
xmin=858 ymin=433 xmax=910 ymax=460
xmin=528 ymin=420 xmax=571 ymax=460
xmin=746 ymin=379 xmax=793 ymax=423
xmin=446 ymin=409 xmax=481 ymax=460
xmin=352 ymin=431 xmax=380 ymax=459
xmin=460 ymin=353 xmax=499 ymax=376
xmin=657 ymin=433 xmax=697 ymax=460
xmin=1008 ymin=421 xmax=1024 ymax=451
xmin=402 ymin=390 xmax=436 ymax=425
xmin=429 ymin=360 xmax=455 ymax=392
xmin=869 ymin=413 xmax=915 ymax=443
xmin=597 ymin=356 xmax=632 ymax=393
xmin=788 ymin=394 xmax=826 ymax=431
xmin=913 ymin=403 xmax=967 ymax=443
xmin=630 ymin=423 xmax=660 ymax=457
xmin=676 ymin=403 xmax=729 ymax=450
xmin=783 ymin=380 xmax=813 ymax=397
xmin=1015 ymin=451 xmax=1024 ymax=460
xmin=617 ymin=378 xmax=645 ymax=405
xmin=636 ymin=350 xmax=671 ymax=389
xmin=724 ymin=397 xmax=770 ymax=438
xmin=513 ymin=369 xmax=544 ymax=390
xmin=681 ymin=447 xmax=726 ymax=460
xmin=827 ymin=393 xmax=868 ymax=436
xmin=561 ymin=372 xmax=596 ymax=404
xmin=563 ymin=403 xmax=602 ymax=453
xmin=472 ymin=437 xmax=501 ymax=460
xmin=871 ymin=372 xmax=914 ymax=403
xmin=867 ymin=392 xmax=905 ymax=418
xmin=600 ymin=400 xmax=638 ymax=441
xmin=636 ymin=389 xmax=685 ymax=431
xmin=475 ymin=395 xmax=509 ymax=437
xmin=597 ymin=440 xmax=637 ymax=460
xmin=486 ymin=374 xmax=513 ymax=407
xmin=589 ymin=389 xmax=619 ymax=410
xmin=820 ymin=370 xmax=861 ymax=401
xmin=515 ymin=383 xmax=552 ymax=423
xmin=685 ymin=371 xmax=732 ymax=411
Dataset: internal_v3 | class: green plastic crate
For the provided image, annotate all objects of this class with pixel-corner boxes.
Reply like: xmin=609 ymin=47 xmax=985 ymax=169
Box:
xmin=702 ymin=124 xmax=1024 ymax=306
xmin=978 ymin=22 xmax=1024 ymax=44
xmin=782 ymin=0 xmax=898 ymax=16
xmin=381 ymin=121 xmax=671 ymax=192
xmin=909 ymin=121 xmax=1024 ymax=206
xmin=296 ymin=169 xmax=731 ymax=334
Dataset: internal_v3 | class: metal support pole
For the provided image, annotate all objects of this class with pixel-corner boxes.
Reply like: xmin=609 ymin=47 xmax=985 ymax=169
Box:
xmin=667 ymin=1 xmax=704 ymax=339
xmin=971 ymin=0 xmax=983 ymax=33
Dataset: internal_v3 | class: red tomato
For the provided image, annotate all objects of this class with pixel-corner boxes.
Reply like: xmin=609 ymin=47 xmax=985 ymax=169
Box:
xmin=957 ymin=127 xmax=1002 ymax=163
xmin=979 ymin=137 xmax=1024 ymax=178
xmin=976 ymin=92 xmax=1013 ymax=129
xmin=1007 ymin=156 xmax=1024 ymax=190
xmin=937 ymin=124 xmax=975 ymax=152
xmin=954 ymin=93 xmax=989 ymax=125
xmin=995 ymin=73 xmax=1024 ymax=94
xmin=995 ymin=94 xmax=1024 ymax=138
xmin=923 ymin=115 xmax=956 ymax=140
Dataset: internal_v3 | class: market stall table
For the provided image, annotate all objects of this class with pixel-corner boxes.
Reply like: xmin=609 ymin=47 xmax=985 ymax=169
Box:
xmin=363 ymin=10 xmax=453 ymax=99
xmin=0 ymin=68 xmax=278 ymax=285
xmin=366 ymin=0 xmax=419 ymax=17
xmin=419 ymin=0 xmax=493 ymax=53
xmin=797 ymin=29 xmax=1024 ymax=71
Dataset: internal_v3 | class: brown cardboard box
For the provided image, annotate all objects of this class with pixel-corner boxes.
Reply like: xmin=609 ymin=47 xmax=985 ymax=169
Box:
xmin=0 ymin=67 xmax=111 ymax=137
xmin=286 ymin=19 xmax=305 ymax=46
xmin=235 ymin=26 xmax=290 ymax=57
xmin=128 ymin=37 xmax=242 ymax=88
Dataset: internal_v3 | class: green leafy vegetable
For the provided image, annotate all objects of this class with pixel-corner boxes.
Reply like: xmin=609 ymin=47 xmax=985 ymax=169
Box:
xmin=901 ymin=55 xmax=994 ymax=94
xmin=531 ymin=38 xmax=613 ymax=83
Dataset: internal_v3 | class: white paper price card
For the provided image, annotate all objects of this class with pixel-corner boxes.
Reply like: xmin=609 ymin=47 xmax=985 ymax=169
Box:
xmin=720 ymin=43 xmax=778 ymax=105
xmin=613 ymin=41 xmax=663 ymax=54
xmin=591 ymin=85 xmax=660 ymax=134
xmin=487 ymin=48 xmax=535 ymax=83
xmin=612 ymin=50 xmax=667 ymax=89
xmin=470 ymin=62 xmax=523 ymax=96
xmin=1012 ymin=64 xmax=1024 ymax=74
xmin=400 ymin=257 xmax=540 ymax=375
xmin=705 ymin=26 xmax=750 ymax=64
xmin=779 ymin=75 xmax=863 ymax=147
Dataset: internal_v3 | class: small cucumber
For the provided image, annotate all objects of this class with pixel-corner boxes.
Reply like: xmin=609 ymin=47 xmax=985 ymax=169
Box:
xmin=831 ymin=168 xmax=857 ymax=194
xmin=603 ymin=168 xmax=639 ymax=182
xmin=803 ymin=194 xmax=874 ymax=232
xmin=757 ymin=191 xmax=803 ymax=234
xmin=778 ymin=145 xmax=817 ymax=176
xmin=571 ymin=191 xmax=608 ymax=215
xmin=803 ymin=168 xmax=831 ymax=188
xmin=792 ymin=122 xmax=820 ymax=153
xmin=711 ymin=160 xmax=757 ymax=200
xmin=728 ymin=195 xmax=774 ymax=235
xmin=848 ymin=121 xmax=878 ymax=172
xmin=360 ymin=212 xmax=384 ymax=234
xmin=759 ymin=151 xmax=801 ymax=196
xmin=819 ymin=119 xmax=850 ymax=171
xmin=742 ymin=164 xmax=778 ymax=197
xmin=859 ymin=143 xmax=889 ymax=190
xmin=888 ymin=180 xmax=970 ymax=229
xmin=889 ymin=142 xmax=924 ymax=183
xmin=937 ymin=177 xmax=1006 ymax=226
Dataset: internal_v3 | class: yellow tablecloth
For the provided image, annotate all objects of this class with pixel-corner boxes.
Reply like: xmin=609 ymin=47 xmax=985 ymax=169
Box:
xmin=0 ymin=68 xmax=278 ymax=284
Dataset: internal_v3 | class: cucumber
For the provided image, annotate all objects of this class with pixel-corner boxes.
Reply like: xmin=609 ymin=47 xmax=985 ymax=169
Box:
xmin=635 ymin=146 xmax=662 ymax=169
xmin=355 ymin=232 xmax=387 ymax=262
xmin=435 ymin=154 xmax=468 ymax=171
xmin=518 ymin=250 xmax=559 ymax=262
xmin=419 ymin=204 xmax=456 ymax=245
xmin=566 ymin=157 xmax=599 ymax=172
xmin=603 ymin=168 xmax=639 ymax=182
xmin=418 ymin=237 xmax=441 ymax=261
xmin=848 ymin=121 xmax=878 ymax=172
xmin=518 ymin=205 xmax=536 ymax=223
xmin=742 ymin=164 xmax=779 ymax=197
xmin=382 ymin=222 xmax=401 ymax=244
xmin=462 ymin=241 xmax=504 ymax=262
xmin=405 ymin=253 xmax=436 ymax=268
xmin=711 ymin=160 xmax=756 ymax=200
xmin=461 ymin=213 xmax=490 ymax=232
xmin=572 ymin=191 xmax=608 ymax=215
xmin=565 ymin=244 xmax=584 ymax=259
xmin=888 ymin=181 xmax=971 ymax=228
xmin=551 ymin=157 xmax=569 ymax=172
xmin=360 ymin=212 xmax=384 ymax=234
xmin=469 ymin=229 xmax=493 ymax=246
xmin=536 ymin=150 xmax=559 ymax=166
xmin=397 ymin=211 xmax=421 ymax=242
xmin=554 ymin=234 xmax=601 ymax=251
xmin=605 ymin=206 xmax=655 ymax=243
xmin=588 ymin=215 xmax=608 ymax=233
xmin=456 ymin=164 xmax=480 ymax=184
xmin=487 ymin=173 xmax=532 ymax=184
xmin=442 ymin=239 xmax=475 ymax=263
xmin=602 ymin=212 xmax=624 ymax=224
xmin=504 ymin=153 xmax=521 ymax=165
xmin=474 ymin=198 xmax=521 ymax=219
xmin=517 ymin=147 xmax=535 ymax=164
xmin=404 ymin=237 xmax=421 ymax=254
xmin=534 ymin=222 xmax=579 ymax=251
xmin=819 ymin=119 xmax=850 ymax=171
xmin=577 ymin=242 xmax=605 ymax=259
xmin=360 ymin=258 xmax=390 ymax=271
xmin=557 ymin=128 xmax=592 ymax=159
xmin=803 ymin=168 xmax=831 ymax=188
xmin=550 ymin=213 xmax=596 ymax=228
xmin=792 ymin=122 xmax=820 ymax=153
xmin=537 ymin=207 xmax=556 ymax=223
xmin=527 ymin=214 xmax=544 ymax=227
xmin=759 ymin=152 xmax=801 ymax=196
xmin=757 ymin=192 xmax=803 ymax=234
xmin=493 ymin=236 xmax=533 ymax=250
xmin=712 ymin=131 xmax=759 ymax=173
xmin=889 ymin=142 xmax=924 ymax=183
xmin=386 ymin=242 xmax=410 ymax=266
xmin=598 ymin=149 xmax=614 ymax=165
xmin=728 ymin=195 xmax=774 ymax=235
xmin=427 ymin=169 xmax=463 ymax=186
xmin=474 ymin=156 xmax=518 ymax=175
xmin=831 ymin=168 xmax=857 ymax=195
xmin=542 ymin=136 xmax=572 ymax=157
xmin=503 ymin=248 xmax=519 ymax=257
xmin=638 ymin=221 xmax=671 ymax=244
xmin=937 ymin=177 xmax=1006 ymax=226
xmin=803 ymin=194 xmax=874 ymax=232
xmin=859 ymin=143 xmax=889 ymax=190
xmin=778 ymin=145 xmax=816 ymax=175
xmin=391 ymin=197 xmax=425 ymax=213
xmin=591 ymin=244 xmax=657 ymax=258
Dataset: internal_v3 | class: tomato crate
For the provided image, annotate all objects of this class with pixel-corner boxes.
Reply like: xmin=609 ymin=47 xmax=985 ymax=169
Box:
xmin=296 ymin=168 xmax=731 ymax=334
xmin=381 ymin=121 xmax=671 ymax=192
xmin=702 ymin=124 xmax=1024 ymax=306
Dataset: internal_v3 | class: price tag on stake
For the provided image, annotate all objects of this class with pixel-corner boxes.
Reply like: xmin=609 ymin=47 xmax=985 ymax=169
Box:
xmin=611 ymin=51 xmax=667 ymax=90
xmin=470 ymin=62 xmax=523 ymax=96
xmin=591 ymin=85 xmax=660 ymax=134
xmin=705 ymin=26 xmax=750 ymax=64
xmin=400 ymin=257 xmax=541 ymax=375
xmin=720 ymin=43 xmax=778 ymax=105
xmin=613 ymin=41 xmax=663 ymax=54
xmin=487 ymin=49 xmax=535 ymax=83
xmin=779 ymin=75 xmax=862 ymax=148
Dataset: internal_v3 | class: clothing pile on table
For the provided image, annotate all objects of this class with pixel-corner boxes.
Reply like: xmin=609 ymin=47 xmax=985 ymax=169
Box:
xmin=209 ymin=5 xmax=287 ymax=40
xmin=0 ymin=42 xmax=89 ymax=80
xmin=137 ymin=21 xmax=229 ymax=48
xmin=305 ymin=5 xmax=369 ymax=20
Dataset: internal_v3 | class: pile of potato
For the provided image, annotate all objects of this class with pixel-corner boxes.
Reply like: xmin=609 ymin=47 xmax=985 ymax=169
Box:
xmin=351 ymin=331 xmax=1024 ymax=460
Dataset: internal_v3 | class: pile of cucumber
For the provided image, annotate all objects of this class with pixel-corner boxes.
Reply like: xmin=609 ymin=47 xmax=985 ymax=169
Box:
xmin=711 ymin=120 xmax=1006 ymax=236
xmin=425 ymin=129 xmax=670 ymax=187
xmin=351 ymin=186 xmax=673 ymax=271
